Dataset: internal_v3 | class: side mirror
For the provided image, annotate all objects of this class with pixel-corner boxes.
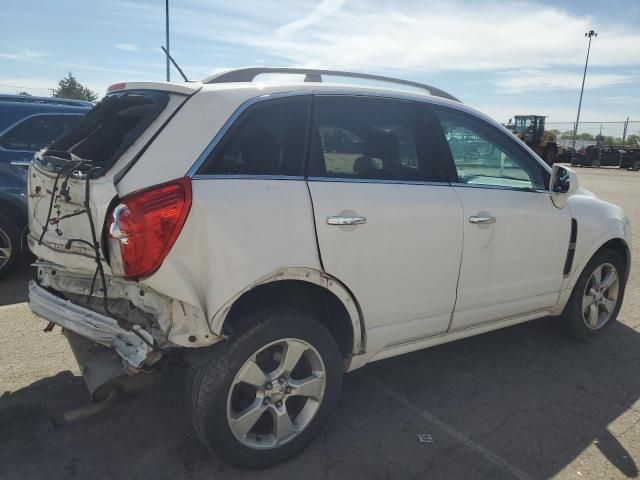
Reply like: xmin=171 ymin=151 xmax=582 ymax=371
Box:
xmin=550 ymin=164 xmax=578 ymax=194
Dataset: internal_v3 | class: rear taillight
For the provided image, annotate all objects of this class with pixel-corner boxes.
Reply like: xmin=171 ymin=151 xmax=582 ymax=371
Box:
xmin=106 ymin=177 xmax=192 ymax=279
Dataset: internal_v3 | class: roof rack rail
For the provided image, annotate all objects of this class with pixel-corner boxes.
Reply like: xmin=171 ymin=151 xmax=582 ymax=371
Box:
xmin=203 ymin=67 xmax=460 ymax=103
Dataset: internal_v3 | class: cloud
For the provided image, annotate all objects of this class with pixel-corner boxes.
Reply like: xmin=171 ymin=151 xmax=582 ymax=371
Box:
xmin=494 ymin=70 xmax=635 ymax=93
xmin=114 ymin=43 xmax=139 ymax=52
xmin=276 ymin=0 xmax=347 ymax=37
xmin=153 ymin=0 xmax=640 ymax=73
xmin=0 ymin=49 xmax=45 ymax=60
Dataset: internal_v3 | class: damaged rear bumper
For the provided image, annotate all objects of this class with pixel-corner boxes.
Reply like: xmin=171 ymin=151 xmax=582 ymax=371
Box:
xmin=29 ymin=281 xmax=155 ymax=368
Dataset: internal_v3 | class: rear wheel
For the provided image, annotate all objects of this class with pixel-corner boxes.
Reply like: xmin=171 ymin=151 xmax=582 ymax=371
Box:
xmin=561 ymin=249 xmax=626 ymax=342
xmin=543 ymin=145 xmax=558 ymax=166
xmin=0 ymin=215 xmax=20 ymax=280
xmin=187 ymin=307 xmax=343 ymax=469
xmin=632 ymin=159 xmax=640 ymax=171
xmin=591 ymin=158 xmax=601 ymax=168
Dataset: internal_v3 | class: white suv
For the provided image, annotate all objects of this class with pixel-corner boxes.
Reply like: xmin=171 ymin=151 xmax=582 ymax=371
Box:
xmin=27 ymin=68 xmax=631 ymax=468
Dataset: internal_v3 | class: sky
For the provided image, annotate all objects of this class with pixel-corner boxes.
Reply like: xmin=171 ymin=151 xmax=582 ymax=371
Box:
xmin=1 ymin=0 xmax=639 ymax=128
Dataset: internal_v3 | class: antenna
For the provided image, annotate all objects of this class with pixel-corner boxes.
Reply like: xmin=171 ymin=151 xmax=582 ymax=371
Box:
xmin=161 ymin=46 xmax=189 ymax=82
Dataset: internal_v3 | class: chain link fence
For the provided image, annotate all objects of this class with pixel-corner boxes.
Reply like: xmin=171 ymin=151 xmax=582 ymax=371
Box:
xmin=546 ymin=121 xmax=640 ymax=150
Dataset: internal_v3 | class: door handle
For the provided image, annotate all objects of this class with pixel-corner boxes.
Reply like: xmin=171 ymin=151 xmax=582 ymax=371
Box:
xmin=327 ymin=216 xmax=367 ymax=226
xmin=469 ymin=216 xmax=496 ymax=224
xmin=10 ymin=160 xmax=31 ymax=167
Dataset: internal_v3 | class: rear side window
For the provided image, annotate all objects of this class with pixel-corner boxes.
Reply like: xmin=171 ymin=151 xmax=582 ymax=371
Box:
xmin=45 ymin=90 xmax=169 ymax=170
xmin=198 ymin=97 xmax=309 ymax=176
xmin=308 ymin=96 xmax=441 ymax=182
xmin=0 ymin=114 xmax=83 ymax=151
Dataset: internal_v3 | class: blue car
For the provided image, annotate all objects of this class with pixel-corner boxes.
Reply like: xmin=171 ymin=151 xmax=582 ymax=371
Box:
xmin=0 ymin=94 xmax=92 ymax=278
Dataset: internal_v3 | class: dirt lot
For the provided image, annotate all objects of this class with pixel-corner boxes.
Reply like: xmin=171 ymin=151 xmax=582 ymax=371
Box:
xmin=1 ymin=166 xmax=639 ymax=479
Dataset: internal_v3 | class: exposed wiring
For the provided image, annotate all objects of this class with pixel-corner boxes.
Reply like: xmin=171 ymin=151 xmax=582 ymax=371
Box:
xmin=82 ymin=167 xmax=154 ymax=349
xmin=37 ymin=159 xmax=87 ymax=245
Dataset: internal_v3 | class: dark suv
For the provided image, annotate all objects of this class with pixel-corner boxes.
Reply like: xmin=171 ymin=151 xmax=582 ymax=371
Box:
xmin=0 ymin=94 xmax=91 ymax=278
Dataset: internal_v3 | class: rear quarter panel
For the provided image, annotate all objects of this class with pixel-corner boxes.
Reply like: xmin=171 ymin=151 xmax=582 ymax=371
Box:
xmin=142 ymin=179 xmax=322 ymax=329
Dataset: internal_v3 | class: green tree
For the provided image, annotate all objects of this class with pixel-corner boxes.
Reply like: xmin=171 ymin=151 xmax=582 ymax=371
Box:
xmin=17 ymin=91 xmax=32 ymax=96
xmin=577 ymin=132 xmax=594 ymax=141
xmin=626 ymin=134 xmax=639 ymax=147
xmin=53 ymin=72 xmax=98 ymax=102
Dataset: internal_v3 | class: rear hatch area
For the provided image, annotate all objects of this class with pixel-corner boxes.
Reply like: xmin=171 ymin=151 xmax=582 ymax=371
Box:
xmin=27 ymin=84 xmax=212 ymax=357
xmin=28 ymin=88 xmax=184 ymax=269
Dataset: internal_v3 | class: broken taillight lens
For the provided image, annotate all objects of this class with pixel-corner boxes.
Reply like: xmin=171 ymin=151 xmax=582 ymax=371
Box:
xmin=105 ymin=177 xmax=192 ymax=279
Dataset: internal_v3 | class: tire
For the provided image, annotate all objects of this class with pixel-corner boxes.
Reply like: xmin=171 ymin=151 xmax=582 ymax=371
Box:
xmin=187 ymin=307 xmax=343 ymax=469
xmin=632 ymin=159 xmax=640 ymax=171
xmin=591 ymin=158 xmax=601 ymax=168
xmin=561 ymin=249 xmax=626 ymax=342
xmin=0 ymin=215 xmax=21 ymax=281
xmin=543 ymin=145 xmax=558 ymax=166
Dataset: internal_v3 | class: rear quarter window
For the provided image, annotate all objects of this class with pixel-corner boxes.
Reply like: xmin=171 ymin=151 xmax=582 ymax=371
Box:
xmin=197 ymin=97 xmax=310 ymax=177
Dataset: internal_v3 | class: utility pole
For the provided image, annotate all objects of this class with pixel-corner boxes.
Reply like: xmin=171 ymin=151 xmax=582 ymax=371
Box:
xmin=620 ymin=116 xmax=629 ymax=167
xmin=572 ymin=29 xmax=597 ymax=162
xmin=165 ymin=0 xmax=170 ymax=82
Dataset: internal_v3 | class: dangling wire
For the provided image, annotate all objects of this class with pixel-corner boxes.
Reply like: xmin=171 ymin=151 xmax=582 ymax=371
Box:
xmin=82 ymin=167 xmax=154 ymax=348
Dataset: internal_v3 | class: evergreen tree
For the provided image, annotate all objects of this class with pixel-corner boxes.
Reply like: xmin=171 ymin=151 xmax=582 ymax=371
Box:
xmin=53 ymin=72 xmax=98 ymax=101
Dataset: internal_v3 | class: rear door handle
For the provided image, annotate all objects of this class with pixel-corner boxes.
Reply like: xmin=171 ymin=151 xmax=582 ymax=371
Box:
xmin=327 ymin=216 xmax=367 ymax=226
xmin=469 ymin=216 xmax=496 ymax=224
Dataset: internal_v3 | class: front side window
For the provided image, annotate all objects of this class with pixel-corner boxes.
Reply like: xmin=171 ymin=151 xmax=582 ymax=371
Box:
xmin=0 ymin=114 xmax=82 ymax=151
xmin=309 ymin=96 xmax=441 ymax=181
xmin=198 ymin=97 xmax=309 ymax=176
xmin=436 ymin=109 xmax=546 ymax=190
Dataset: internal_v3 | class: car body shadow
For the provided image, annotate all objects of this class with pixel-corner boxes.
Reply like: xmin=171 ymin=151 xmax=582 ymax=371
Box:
xmin=0 ymin=264 xmax=31 ymax=306
xmin=0 ymin=318 xmax=639 ymax=479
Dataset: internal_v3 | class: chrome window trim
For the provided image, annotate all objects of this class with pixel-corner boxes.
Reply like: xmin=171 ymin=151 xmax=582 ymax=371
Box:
xmin=192 ymin=174 xmax=304 ymax=181
xmin=451 ymin=182 xmax=549 ymax=194
xmin=307 ymin=176 xmax=450 ymax=186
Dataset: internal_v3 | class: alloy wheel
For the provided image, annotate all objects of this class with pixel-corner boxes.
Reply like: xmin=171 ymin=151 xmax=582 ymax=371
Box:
xmin=582 ymin=262 xmax=619 ymax=330
xmin=226 ymin=338 xmax=326 ymax=449
xmin=0 ymin=227 xmax=12 ymax=271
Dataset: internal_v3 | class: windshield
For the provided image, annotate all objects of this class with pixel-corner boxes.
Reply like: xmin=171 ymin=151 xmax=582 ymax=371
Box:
xmin=513 ymin=117 xmax=533 ymax=134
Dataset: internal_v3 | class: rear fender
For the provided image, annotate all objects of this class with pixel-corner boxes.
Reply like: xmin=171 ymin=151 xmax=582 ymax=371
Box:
xmin=209 ymin=267 xmax=365 ymax=354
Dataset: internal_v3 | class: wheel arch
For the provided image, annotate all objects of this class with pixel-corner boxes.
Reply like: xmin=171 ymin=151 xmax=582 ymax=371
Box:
xmin=567 ymin=233 xmax=631 ymax=291
xmin=210 ymin=268 xmax=366 ymax=360
xmin=598 ymin=237 xmax=631 ymax=283
xmin=554 ymin=234 xmax=630 ymax=316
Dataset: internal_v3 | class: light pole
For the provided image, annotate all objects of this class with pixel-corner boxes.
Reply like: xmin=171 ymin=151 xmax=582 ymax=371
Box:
xmin=165 ymin=0 xmax=170 ymax=82
xmin=572 ymin=29 xmax=597 ymax=161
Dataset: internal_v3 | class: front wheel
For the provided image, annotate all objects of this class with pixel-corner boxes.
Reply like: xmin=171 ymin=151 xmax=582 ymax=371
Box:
xmin=187 ymin=307 xmax=343 ymax=469
xmin=561 ymin=249 xmax=626 ymax=342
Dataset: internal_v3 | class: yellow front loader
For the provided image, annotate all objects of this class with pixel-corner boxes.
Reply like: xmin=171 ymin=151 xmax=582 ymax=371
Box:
xmin=508 ymin=115 xmax=561 ymax=165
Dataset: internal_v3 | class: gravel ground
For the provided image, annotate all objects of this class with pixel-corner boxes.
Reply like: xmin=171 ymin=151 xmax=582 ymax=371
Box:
xmin=1 ymin=166 xmax=639 ymax=480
